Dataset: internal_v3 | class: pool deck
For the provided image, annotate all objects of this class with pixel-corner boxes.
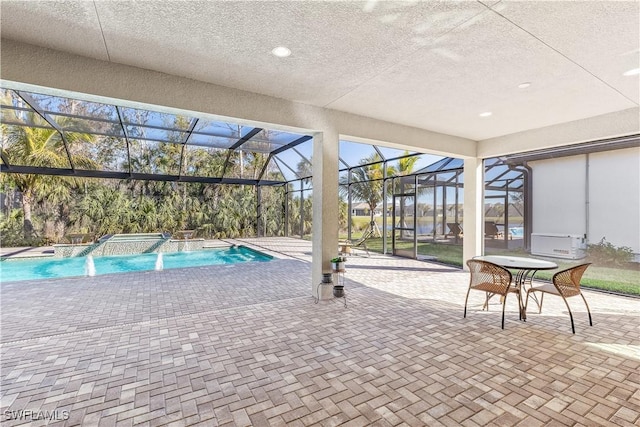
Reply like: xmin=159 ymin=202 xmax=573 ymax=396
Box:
xmin=0 ymin=246 xmax=57 ymax=259
xmin=1 ymin=237 xmax=638 ymax=426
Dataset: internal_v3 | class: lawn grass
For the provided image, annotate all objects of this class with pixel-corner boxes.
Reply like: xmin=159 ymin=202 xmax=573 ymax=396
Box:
xmin=527 ymin=263 xmax=640 ymax=296
xmin=341 ymin=233 xmax=639 ymax=296
xmin=363 ymin=238 xmax=464 ymax=266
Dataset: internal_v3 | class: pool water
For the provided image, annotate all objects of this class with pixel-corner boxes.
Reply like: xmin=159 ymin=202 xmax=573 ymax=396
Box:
xmin=0 ymin=246 xmax=272 ymax=283
xmin=509 ymin=227 xmax=524 ymax=237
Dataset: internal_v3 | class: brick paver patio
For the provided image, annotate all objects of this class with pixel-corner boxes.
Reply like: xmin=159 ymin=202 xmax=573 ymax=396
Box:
xmin=1 ymin=237 xmax=638 ymax=426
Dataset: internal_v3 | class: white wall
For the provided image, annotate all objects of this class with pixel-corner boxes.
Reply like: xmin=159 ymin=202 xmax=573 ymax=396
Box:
xmin=0 ymin=39 xmax=476 ymax=158
xmin=478 ymin=108 xmax=640 ymax=158
xmin=531 ymin=155 xmax=587 ymax=236
xmin=530 ymin=147 xmax=640 ymax=255
xmin=588 ymin=147 xmax=640 ymax=253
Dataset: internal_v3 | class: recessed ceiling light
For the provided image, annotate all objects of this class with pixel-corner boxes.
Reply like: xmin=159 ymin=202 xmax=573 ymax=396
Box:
xmin=518 ymin=82 xmax=531 ymax=89
xmin=479 ymin=112 xmax=492 ymax=117
xmin=623 ymin=67 xmax=639 ymax=76
xmin=271 ymin=46 xmax=291 ymax=58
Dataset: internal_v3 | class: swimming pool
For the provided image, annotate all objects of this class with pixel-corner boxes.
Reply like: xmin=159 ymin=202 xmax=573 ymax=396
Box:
xmin=509 ymin=227 xmax=524 ymax=238
xmin=0 ymin=246 xmax=272 ymax=283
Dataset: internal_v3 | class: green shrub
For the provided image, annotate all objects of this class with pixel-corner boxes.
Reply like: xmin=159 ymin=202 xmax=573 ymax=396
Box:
xmin=0 ymin=210 xmax=23 ymax=246
xmin=586 ymin=237 xmax=634 ymax=267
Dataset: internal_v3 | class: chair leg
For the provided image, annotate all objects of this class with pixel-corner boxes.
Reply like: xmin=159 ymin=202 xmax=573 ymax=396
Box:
xmin=580 ymin=293 xmax=593 ymax=326
xmin=501 ymin=294 xmax=507 ymax=329
xmin=463 ymin=288 xmax=471 ymax=318
xmin=517 ymin=289 xmax=523 ymax=321
xmin=560 ymin=296 xmax=575 ymax=334
xmin=539 ymin=293 xmax=544 ymax=314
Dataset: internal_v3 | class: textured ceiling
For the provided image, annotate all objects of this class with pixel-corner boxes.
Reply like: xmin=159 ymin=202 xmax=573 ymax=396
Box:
xmin=1 ymin=0 xmax=638 ymax=140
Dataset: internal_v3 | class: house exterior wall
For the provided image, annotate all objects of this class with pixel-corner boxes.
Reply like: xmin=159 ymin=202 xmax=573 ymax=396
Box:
xmin=530 ymin=147 xmax=640 ymax=256
xmin=588 ymin=147 xmax=640 ymax=254
xmin=531 ymin=155 xmax=587 ymax=236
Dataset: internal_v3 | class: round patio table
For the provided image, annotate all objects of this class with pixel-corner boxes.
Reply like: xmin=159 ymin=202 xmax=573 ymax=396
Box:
xmin=473 ymin=255 xmax=558 ymax=320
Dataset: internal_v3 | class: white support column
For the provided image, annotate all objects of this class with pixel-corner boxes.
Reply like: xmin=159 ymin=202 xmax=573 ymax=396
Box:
xmin=312 ymin=128 xmax=339 ymax=299
xmin=463 ymin=157 xmax=484 ymax=268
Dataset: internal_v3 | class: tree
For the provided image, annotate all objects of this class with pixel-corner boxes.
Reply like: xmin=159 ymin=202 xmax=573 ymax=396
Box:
xmin=397 ymin=153 xmax=418 ymax=176
xmin=296 ymin=156 xmax=312 ymax=183
xmin=1 ymin=118 xmax=96 ymax=240
xmin=339 ymin=153 xmax=396 ymax=230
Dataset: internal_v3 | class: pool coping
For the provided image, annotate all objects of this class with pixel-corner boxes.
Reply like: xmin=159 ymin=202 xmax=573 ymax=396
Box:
xmin=0 ymin=239 xmax=264 ymax=260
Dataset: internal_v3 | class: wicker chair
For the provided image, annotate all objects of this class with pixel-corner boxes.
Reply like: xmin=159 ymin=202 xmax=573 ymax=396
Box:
xmin=524 ymin=263 xmax=592 ymax=334
xmin=464 ymin=259 xmax=521 ymax=329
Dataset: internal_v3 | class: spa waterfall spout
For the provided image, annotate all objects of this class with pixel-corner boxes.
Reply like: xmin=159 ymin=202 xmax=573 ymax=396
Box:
xmin=155 ymin=253 xmax=164 ymax=271
xmin=85 ymin=255 xmax=96 ymax=276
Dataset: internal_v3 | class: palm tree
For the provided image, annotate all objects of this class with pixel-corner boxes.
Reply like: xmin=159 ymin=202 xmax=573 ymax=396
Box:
xmin=339 ymin=153 xmax=396 ymax=235
xmin=397 ymin=153 xmax=418 ymax=176
xmin=259 ymin=186 xmax=285 ymax=236
xmin=2 ymin=118 xmax=96 ymax=240
xmin=394 ymin=151 xmax=420 ymax=236
xmin=71 ymin=184 xmax=135 ymax=236
xmin=296 ymin=156 xmax=312 ymax=183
